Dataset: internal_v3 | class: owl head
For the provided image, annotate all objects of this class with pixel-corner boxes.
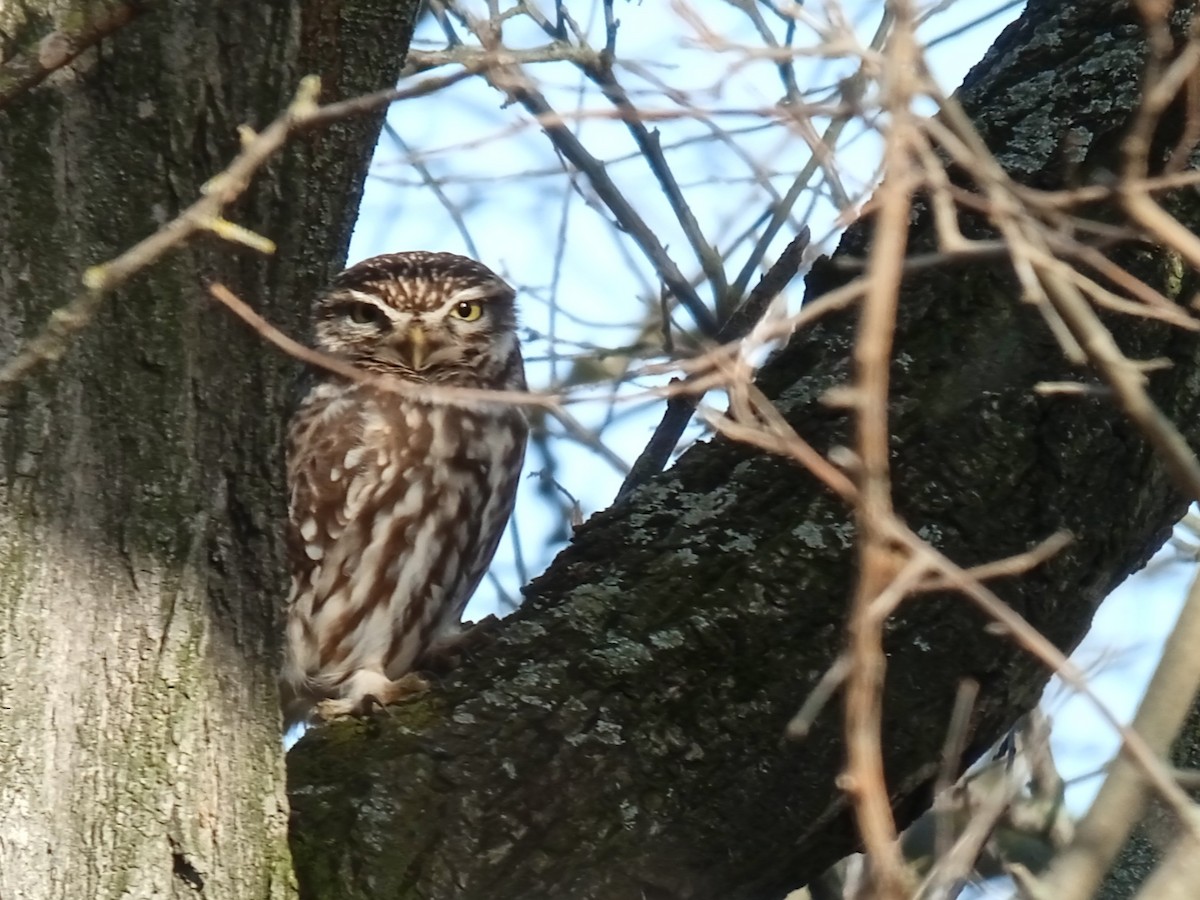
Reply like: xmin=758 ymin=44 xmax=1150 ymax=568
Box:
xmin=313 ymin=251 xmax=523 ymax=388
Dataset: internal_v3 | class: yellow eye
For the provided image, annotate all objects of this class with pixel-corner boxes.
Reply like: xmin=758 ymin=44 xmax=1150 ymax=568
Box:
xmin=449 ymin=300 xmax=483 ymax=322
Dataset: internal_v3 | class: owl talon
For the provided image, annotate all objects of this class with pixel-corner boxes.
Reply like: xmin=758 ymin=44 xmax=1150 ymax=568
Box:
xmin=313 ymin=697 xmax=358 ymax=722
xmin=383 ymin=671 xmax=433 ymax=702
xmin=313 ymin=672 xmax=432 ymax=723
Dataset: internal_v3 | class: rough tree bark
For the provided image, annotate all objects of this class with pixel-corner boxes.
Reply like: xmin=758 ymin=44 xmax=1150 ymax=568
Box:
xmin=0 ymin=2 xmax=418 ymax=898
xmin=284 ymin=1 xmax=1200 ymax=898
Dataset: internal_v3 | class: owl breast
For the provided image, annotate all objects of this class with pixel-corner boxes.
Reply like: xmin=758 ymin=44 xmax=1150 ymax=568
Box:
xmin=281 ymin=380 xmax=526 ymax=726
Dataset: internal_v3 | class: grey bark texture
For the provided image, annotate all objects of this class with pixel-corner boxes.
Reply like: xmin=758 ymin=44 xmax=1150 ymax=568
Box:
xmin=283 ymin=1 xmax=1200 ymax=898
xmin=0 ymin=2 xmax=418 ymax=898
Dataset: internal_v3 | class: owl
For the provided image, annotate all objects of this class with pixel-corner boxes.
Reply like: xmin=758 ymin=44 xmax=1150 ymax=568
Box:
xmin=280 ymin=251 xmax=527 ymax=728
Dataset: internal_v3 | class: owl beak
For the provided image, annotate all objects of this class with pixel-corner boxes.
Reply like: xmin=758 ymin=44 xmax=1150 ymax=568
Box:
xmin=405 ymin=324 xmax=429 ymax=371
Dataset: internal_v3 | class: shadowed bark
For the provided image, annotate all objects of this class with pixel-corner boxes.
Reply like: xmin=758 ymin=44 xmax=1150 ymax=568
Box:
xmin=0 ymin=2 xmax=418 ymax=898
xmin=286 ymin=2 xmax=1200 ymax=898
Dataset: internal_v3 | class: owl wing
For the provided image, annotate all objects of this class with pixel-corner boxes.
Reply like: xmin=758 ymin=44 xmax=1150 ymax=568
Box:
xmin=285 ymin=390 xmax=372 ymax=603
xmin=431 ymin=406 xmax=529 ymax=636
xmin=286 ymin=388 xmax=435 ymax=616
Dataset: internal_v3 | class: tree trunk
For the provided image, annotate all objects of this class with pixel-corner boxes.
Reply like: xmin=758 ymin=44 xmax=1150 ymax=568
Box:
xmin=0 ymin=2 xmax=417 ymax=898
xmin=286 ymin=1 xmax=1200 ymax=898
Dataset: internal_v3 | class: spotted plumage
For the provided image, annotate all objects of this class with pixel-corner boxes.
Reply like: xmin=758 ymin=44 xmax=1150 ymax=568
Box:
xmin=280 ymin=251 xmax=527 ymax=727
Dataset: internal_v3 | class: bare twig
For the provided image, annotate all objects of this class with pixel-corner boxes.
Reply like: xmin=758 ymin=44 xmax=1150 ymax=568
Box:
xmin=207 ymin=283 xmax=554 ymax=412
xmin=404 ymin=44 xmax=594 ymax=73
xmin=918 ymin=762 xmax=1022 ymax=900
xmin=732 ymin=354 xmax=1198 ymax=843
xmin=0 ymin=64 xmax=504 ymax=395
xmin=935 ymin=679 xmax=981 ymax=836
xmin=0 ymin=77 xmax=321 ymax=393
xmin=916 ymin=711 xmax=1062 ymax=899
xmin=700 ymin=392 xmax=857 ymax=501
xmin=726 ymin=7 xmax=892 ymax=303
xmin=838 ymin=3 xmax=920 ymax=893
xmin=383 ymin=123 xmax=481 ymax=259
xmin=435 ymin=10 xmax=722 ymax=338
xmin=915 ymin=531 xmax=1074 ymax=592
xmin=298 ymin=65 xmax=489 ymax=132
xmin=510 ymin=84 xmax=719 ymax=337
xmin=893 ymin=519 xmax=1200 ymax=843
xmin=786 ymin=654 xmax=852 ymax=741
xmin=617 ymin=228 xmax=810 ymax=500
xmin=926 ymin=85 xmax=1200 ymax=502
xmin=547 ymin=407 xmax=630 ymax=474
xmin=580 ymin=59 xmax=730 ymax=304
xmin=1041 ymin=261 xmax=1200 ymax=500
xmin=1041 ymin=565 xmax=1200 ymax=900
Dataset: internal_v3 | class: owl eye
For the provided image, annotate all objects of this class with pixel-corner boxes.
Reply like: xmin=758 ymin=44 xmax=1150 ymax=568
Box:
xmin=449 ymin=300 xmax=483 ymax=322
xmin=346 ymin=302 xmax=387 ymax=326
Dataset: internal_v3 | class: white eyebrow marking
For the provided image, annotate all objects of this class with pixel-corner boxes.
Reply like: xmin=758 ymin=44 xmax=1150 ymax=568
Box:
xmin=343 ymin=290 xmax=409 ymax=324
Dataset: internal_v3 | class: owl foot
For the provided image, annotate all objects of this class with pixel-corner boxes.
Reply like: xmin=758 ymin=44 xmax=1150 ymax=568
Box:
xmin=419 ymin=615 xmax=502 ymax=674
xmin=314 ymin=671 xmax=432 ymax=722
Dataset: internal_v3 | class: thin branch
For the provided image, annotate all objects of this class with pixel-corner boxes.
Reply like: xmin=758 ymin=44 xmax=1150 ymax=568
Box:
xmin=547 ymin=407 xmax=631 ymax=475
xmin=724 ymin=0 xmax=802 ymax=103
xmin=298 ymin=65 xmax=487 ymax=132
xmin=0 ymin=66 xmax=497 ymax=394
xmin=0 ymin=77 xmax=320 ymax=393
xmin=426 ymin=0 xmax=465 ymax=47
xmin=915 ymin=531 xmax=1074 ymax=592
xmin=932 ymin=679 xmax=981 ymax=867
xmin=929 ymin=87 xmax=1200 ymax=501
xmin=616 ymin=228 xmax=809 ymax=500
xmin=918 ymin=760 xmax=1020 ymax=899
xmin=404 ymin=44 xmax=590 ymax=73
xmin=892 ymin=518 xmax=1200 ymax=844
xmin=701 ymin=378 xmax=857 ymax=501
xmin=1042 ymin=257 xmax=1200 ymax=500
xmin=726 ymin=7 xmax=892 ymax=303
xmin=579 ymin=59 xmax=730 ymax=303
xmin=490 ymin=72 xmax=721 ymax=337
xmin=383 ymin=122 xmax=481 ymax=259
xmin=1041 ymin=565 xmax=1200 ymax=900
xmin=704 ymin=357 xmax=1200 ymax=843
xmin=786 ymin=654 xmax=852 ymax=741
xmin=430 ymin=5 xmax=720 ymax=337
xmin=840 ymin=0 xmax=920 ymax=890
xmin=207 ymin=283 xmax=554 ymax=412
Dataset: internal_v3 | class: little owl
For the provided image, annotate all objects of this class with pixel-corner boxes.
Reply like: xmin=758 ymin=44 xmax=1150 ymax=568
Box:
xmin=281 ymin=251 xmax=527 ymax=727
